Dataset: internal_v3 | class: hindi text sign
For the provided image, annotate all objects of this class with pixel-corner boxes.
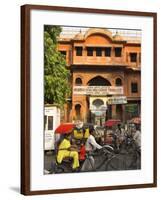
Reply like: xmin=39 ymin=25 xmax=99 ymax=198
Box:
xmin=73 ymin=86 xmax=123 ymax=95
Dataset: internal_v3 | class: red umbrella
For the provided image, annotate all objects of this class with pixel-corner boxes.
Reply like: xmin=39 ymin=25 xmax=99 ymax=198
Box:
xmin=55 ymin=123 xmax=75 ymax=134
xmin=104 ymin=119 xmax=121 ymax=127
xmin=130 ymin=117 xmax=141 ymax=124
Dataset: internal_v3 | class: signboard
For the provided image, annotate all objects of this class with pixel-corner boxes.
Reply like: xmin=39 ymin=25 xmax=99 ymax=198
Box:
xmin=73 ymin=86 xmax=123 ymax=95
xmin=125 ymin=104 xmax=138 ymax=113
xmin=91 ymin=110 xmax=106 ymax=116
xmin=90 ymin=105 xmax=107 ymax=111
xmin=107 ymin=96 xmax=127 ymax=104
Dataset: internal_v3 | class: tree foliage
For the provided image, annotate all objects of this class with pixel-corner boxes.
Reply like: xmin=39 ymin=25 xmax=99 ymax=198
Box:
xmin=44 ymin=25 xmax=71 ymax=106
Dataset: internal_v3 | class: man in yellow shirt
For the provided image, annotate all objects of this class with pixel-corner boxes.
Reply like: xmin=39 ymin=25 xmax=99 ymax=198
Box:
xmin=73 ymin=121 xmax=90 ymax=140
xmin=57 ymin=134 xmax=79 ymax=170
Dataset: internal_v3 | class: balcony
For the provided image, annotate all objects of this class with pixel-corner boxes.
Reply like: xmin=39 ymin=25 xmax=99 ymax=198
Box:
xmin=72 ymin=55 xmax=126 ymax=66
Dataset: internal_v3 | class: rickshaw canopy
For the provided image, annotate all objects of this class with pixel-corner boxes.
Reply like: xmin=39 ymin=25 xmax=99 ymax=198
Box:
xmin=104 ymin=119 xmax=121 ymax=127
xmin=55 ymin=123 xmax=75 ymax=134
xmin=130 ymin=117 xmax=141 ymax=124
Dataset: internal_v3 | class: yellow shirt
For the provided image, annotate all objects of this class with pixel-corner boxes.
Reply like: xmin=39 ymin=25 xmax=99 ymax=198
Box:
xmin=73 ymin=128 xmax=90 ymax=139
xmin=84 ymin=128 xmax=90 ymax=139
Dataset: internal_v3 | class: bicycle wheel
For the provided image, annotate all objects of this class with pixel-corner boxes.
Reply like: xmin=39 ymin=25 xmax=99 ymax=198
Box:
xmin=55 ymin=165 xmax=65 ymax=173
xmin=128 ymin=151 xmax=141 ymax=170
xmin=105 ymin=155 xmax=126 ymax=171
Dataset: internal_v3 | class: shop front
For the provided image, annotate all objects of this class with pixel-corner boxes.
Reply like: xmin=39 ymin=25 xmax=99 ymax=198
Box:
xmin=125 ymin=101 xmax=141 ymax=121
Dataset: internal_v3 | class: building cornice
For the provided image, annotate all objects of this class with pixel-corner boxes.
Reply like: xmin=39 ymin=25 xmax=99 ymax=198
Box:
xmin=70 ymin=65 xmax=141 ymax=72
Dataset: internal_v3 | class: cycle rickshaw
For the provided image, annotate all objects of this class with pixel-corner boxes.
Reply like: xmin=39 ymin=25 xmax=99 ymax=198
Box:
xmin=50 ymin=122 xmax=116 ymax=173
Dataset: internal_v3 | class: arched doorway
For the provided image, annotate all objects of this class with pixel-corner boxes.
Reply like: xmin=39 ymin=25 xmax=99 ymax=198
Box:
xmin=91 ymin=99 xmax=106 ymax=126
xmin=75 ymin=104 xmax=81 ymax=120
xmin=87 ymin=76 xmax=111 ymax=125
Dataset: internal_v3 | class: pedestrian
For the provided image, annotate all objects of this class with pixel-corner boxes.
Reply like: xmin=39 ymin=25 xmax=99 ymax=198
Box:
xmin=115 ymin=124 xmax=125 ymax=151
xmin=132 ymin=124 xmax=141 ymax=148
xmin=104 ymin=126 xmax=113 ymax=145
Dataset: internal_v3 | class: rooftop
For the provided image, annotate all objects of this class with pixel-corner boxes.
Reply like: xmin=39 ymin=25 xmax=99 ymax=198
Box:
xmin=59 ymin=27 xmax=141 ymax=43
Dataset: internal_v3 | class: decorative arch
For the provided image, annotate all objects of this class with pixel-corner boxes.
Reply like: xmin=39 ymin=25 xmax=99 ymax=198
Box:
xmin=84 ymin=28 xmax=113 ymax=41
xmin=74 ymin=101 xmax=83 ymax=107
xmin=87 ymin=76 xmax=111 ymax=86
xmin=92 ymin=99 xmax=104 ymax=108
xmin=112 ymin=74 xmax=124 ymax=86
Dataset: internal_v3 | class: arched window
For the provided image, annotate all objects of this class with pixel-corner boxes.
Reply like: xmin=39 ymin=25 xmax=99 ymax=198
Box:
xmin=88 ymin=76 xmax=111 ymax=86
xmin=75 ymin=104 xmax=81 ymax=119
xmin=75 ymin=78 xmax=82 ymax=85
xmin=115 ymin=78 xmax=122 ymax=86
xmin=92 ymin=99 xmax=104 ymax=109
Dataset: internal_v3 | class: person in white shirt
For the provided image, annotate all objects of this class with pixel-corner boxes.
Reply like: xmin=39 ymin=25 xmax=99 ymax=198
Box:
xmin=85 ymin=133 xmax=102 ymax=152
xmin=80 ymin=128 xmax=102 ymax=171
xmin=132 ymin=125 xmax=141 ymax=148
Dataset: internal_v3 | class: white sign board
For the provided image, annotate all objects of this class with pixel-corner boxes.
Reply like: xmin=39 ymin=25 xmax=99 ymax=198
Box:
xmin=73 ymin=86 xmax=123 ymax=95
xmin=90 ymin=105 xmax=107 ymax=111
xmin=107 ymin=96 xmax=127 ymax=104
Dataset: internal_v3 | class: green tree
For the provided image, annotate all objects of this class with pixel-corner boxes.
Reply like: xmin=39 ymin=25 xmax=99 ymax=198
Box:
xmin=44 ymin=25 xmax=71 ymax=106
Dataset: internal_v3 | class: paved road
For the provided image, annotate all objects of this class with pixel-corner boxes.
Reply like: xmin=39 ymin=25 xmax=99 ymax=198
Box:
xmin=44 ymin=151 xmax=55 ymax=172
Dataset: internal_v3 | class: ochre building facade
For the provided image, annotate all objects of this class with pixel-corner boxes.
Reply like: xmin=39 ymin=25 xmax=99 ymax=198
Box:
xmin=58 ymin=28 xmax=141 ymax=125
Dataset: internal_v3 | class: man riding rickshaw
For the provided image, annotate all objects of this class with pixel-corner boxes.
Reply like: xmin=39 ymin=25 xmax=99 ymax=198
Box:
xmin=73 ymin=120 xmax=90 ymax=141
xmin=104 ymin=119 xmax=126 ymax=152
